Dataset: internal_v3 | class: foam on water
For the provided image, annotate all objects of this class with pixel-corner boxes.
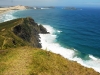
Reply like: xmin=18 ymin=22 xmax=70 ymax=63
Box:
xmin=89 ymin=55 xmax=98 ymax=61
xmin=0 ymin=10 xmax=17 ymax=23
xmin=57 ymin=30 xmax=62 ymax=33
xmin=39 ymin=25 xmax=100 ymax=73
xmin=41 ymin=8 xmax=50 ymax=9
xmin=1 ymin=9 xmax=100 ymax=73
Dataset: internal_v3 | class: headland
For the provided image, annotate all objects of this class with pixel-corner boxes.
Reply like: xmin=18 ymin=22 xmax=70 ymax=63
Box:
xmin=0 ymin=5 xmax=30 ymax=14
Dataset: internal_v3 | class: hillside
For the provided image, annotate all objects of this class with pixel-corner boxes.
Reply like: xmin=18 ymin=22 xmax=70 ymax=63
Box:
xmin=0 ymin=46 xmax=100 ymax=75
xmin=0 ymin=17 xmax=100 ymax=75
xmin=0 ymin=17 xmax=49 ymax=49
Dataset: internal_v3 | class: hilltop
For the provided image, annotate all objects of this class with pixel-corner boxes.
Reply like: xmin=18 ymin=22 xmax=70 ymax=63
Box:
xmin=0 ymin=17 xmax=49 ymax=49
xmin=0 ymin=17 xmax=100 ymax=75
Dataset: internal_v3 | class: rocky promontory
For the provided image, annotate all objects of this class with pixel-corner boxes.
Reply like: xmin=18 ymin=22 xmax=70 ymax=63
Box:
xmin=0 ymin=17 xmax=49 ymax=49
xmin=0 ymin=17 xmax=100 ymax=75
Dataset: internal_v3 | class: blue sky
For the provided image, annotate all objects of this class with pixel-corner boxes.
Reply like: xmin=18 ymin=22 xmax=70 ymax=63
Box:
xmin=0 ymin=0 xmax=100 ymax=7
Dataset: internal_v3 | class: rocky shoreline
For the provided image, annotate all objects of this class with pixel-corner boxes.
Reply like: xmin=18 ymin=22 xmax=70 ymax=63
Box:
xmin=13 ymin=17 xmax=49 ymax=48
xmin=0 ymin=17 xmax=49 ymax=49
xmin=0 ymin=17 xmax=100 ymax=75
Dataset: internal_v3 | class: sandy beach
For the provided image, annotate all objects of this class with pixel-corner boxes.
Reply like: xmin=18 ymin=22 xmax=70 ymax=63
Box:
xmin=0 ymin=5 xmax=28 ymax=15
xmin=0 ymin=10 xmax=9 ymax=15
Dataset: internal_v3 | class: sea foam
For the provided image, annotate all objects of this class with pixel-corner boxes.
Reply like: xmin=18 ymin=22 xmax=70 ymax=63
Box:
xmin=39 ymin=25 xmax=100 ymax=73
xmin=0 ymin=10 xmax=17 ymax=23
xmin=1 ymin=10 xmax=100 ymax=73
xmin=41 ymin=8 xmax=50 ymax=9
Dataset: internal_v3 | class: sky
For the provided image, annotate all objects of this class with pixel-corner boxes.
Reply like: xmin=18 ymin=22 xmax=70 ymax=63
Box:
xmin=0 ymin=0 xmax=100 ymax=7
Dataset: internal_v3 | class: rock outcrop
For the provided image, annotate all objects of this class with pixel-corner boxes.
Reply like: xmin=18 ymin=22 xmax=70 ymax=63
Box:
xmin=13 ymin=17 xmax=49 ymax=48
xmin=0 ymin=17 xmax=49 ymax=49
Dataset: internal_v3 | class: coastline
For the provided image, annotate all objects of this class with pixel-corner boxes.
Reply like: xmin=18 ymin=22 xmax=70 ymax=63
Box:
xmin=0 ymin=5 xmax=29 ymax=23
xmin=0 ymin=10 xmax=9 ymax=15
xmin=0 ymin=5 xmax=28 ymax=15
xmin=0 ymin=10 xmax=6 ymax=14
xmin=39 ymin=25 xmax=100 ymax=73
xmin=0 ymin=17 xmax=100 ymax=75
xmin=0 ymin=6 xmax=100 ymax=74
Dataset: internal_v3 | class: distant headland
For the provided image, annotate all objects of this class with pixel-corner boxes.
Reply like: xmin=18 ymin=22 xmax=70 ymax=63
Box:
xmin=0 ymin=17 xmax=100 ymax=75
xmin=0 ymin=5 xmax=56 ymax=14
xmin=0 ymin=5 xmax=31 ymax=14
xmin=63 ymin=7 xmax=77 ymax=10
xmin=0 ymin=6 xmax=100 ymax=74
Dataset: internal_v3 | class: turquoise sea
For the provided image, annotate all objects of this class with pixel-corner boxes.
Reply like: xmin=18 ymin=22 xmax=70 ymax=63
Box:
xmin=0 ymin=7 xmax=100 ymax=72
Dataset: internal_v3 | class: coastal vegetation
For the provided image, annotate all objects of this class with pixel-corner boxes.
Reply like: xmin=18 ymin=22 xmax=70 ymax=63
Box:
xmin=0 ymin=17 xmax=48 ymax=49
xmin=0 ymin=17 xmax=100 ymax=75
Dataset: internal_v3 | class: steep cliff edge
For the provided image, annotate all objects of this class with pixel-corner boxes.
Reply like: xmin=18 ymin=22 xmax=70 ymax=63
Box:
xmin=0 ymin=17 xmax=49 ymax=49
xmin=0 ymin=17 xmax=100 ymax=75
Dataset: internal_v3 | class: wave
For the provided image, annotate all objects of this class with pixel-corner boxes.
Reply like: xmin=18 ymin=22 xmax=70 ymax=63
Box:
xmin=41 ymin=8 xmax=50 ymax=9
xmin=0 ymin=10 xmax=17 ymax=23
xmin=1 ymin=10 xmax=100 ymax=73
xmin=39 ymin=25 xmax=100 ymax=73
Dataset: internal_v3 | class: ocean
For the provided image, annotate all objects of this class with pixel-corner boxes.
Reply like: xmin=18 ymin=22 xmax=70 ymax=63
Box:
xmin=0 ymin=7 xmax=100 ymax=72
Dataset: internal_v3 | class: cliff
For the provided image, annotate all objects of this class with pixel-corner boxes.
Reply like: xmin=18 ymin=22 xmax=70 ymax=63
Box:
xmin=0 ymin=17 xmax=49 ymax=49
xmin=0 ymin=17 xmax=100 ymax=75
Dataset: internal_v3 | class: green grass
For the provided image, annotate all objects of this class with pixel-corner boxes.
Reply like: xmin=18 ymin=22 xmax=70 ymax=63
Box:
xmin=0 ymin=48 xmax=19 ymax=74
xmin=0 ymin=18 xmax=30 ymax=49
xmin=0 ymin=46 xmax=99 ymax=75
xmin=0 ymin=17 xmax=50 ymax=49
xmin=0 ymin=18 xmax=100 ymax=75
xmin=29 ymin=48 xmax=100 ymax=75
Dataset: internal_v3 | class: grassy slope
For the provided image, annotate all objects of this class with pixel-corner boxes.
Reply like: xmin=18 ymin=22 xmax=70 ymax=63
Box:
xmin=0 ymin=18 xmax=30 ymax=49
xmin=0 ymin=46 xmax=100 ymax=75
xmin=0 ymin=18 xmax=100 ymax=75
xmin=0 ymin=17 xmax=48 ymax=49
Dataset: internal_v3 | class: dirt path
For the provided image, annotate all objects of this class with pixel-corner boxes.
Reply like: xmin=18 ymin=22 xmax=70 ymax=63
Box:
xmin=3 ymin=47 xmax=33 ymax=75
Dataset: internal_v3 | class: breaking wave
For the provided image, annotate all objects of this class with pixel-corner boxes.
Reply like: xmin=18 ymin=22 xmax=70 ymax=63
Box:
xmin=39 ymin=25 xmax=100 ymax=73
xmin=0 ymin=10 xmax=17 ymax=23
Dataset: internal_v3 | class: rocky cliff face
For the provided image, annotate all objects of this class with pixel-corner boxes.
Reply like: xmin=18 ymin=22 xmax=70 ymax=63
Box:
xmin=13 ymin=17 xmax=49 ymax=48
xmin=0 ymin=17 xmax=49 ymax=49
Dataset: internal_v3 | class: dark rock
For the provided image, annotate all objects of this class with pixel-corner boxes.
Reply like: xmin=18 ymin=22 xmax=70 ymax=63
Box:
xmin=13 ymin=17 xmax=49 ymax=48
xmin=39 ymin=24 xmax=49 ymax=34
xmin=63 ymin=7 xmax=77 ymax=10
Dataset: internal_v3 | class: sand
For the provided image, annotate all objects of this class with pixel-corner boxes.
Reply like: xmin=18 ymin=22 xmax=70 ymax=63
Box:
xmin=0 ymin=5 xmax=27 ymax=15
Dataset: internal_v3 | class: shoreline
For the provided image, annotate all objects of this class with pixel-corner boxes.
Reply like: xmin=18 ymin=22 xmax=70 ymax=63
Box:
xmin=0 ymin=6 xmax=100 ymax=74
xmin=0 ymin=5 xmax=29 ymax=23
xmin=39 ymin=25 xmax=100 ymax=73
xmin=0 ymin=10 xmax=12 ymax=16
xmin=0 ymin=10 xmax=9 ymax=15
xmin=0 ymin=5 xmax=28 ymax=15
xmin=0 ymin=10 xmax=7 ymax=14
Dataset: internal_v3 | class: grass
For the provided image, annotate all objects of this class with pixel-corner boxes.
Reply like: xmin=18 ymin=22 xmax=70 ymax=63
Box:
xmin=0 ymin=18 xmax=30 ymax=49
xmin=0 ymin=48 xmax=18 ymax=74
xmin=0 ymin=17 xmax=100 ymax=75
xmin=0 ymin=46 xmax=100 ymax=75
xmin=0 ymin=17 xmax=44 ymax=49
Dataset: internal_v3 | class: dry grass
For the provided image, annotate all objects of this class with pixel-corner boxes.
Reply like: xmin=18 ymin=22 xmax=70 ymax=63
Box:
xmin=0 ymin=46 xmax=100 ymax=75
xmin=2 ymin=47 xmax=32 ymax=75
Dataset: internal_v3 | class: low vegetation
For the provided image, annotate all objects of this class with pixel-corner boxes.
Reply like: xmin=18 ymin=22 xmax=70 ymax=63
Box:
xmin=0 ymin=18 xmax=100 ymax=75
xmin=0 ymin=17 xmax=48 ymax=49
xmin=0 ymin=46 xmax=100 ymax=75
